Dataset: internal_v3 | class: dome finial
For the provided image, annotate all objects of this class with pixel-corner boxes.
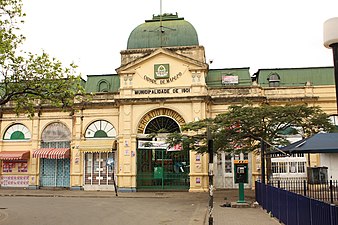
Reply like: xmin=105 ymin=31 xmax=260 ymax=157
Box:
xmin=160 ymin=0 xmax=164 ymax=46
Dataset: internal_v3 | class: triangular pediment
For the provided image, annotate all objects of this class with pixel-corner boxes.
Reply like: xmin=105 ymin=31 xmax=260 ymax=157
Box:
xmin=116 ymin=48 xmax=207 ymax=73
xmin=117 ymin=47 xmax=209 ymax=94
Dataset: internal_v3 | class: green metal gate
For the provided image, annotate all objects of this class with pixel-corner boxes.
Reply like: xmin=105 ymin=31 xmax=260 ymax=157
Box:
xmin=40 ymin=158 xmax=70 ymax=187
xmin=137 ymin=148 xmax=190 ymax=190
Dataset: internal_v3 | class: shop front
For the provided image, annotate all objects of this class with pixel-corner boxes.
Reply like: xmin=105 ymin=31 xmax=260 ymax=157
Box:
xmin=82 ymin=150 xmax=116 ymax=191
xmin=33 ymin=148 xmax=70 ymax=187
xmin=33 ymin=122 xmax=72 ymax=188
xmin=81 ymin=120 xmax=118 ymax=191
xmin=0 ymin=151 xmax=30 ymax=188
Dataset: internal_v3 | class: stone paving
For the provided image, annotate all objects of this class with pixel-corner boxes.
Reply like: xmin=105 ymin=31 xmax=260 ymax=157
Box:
xmin=0 ymin=188 xmax=281 ymax=225
xmin=210 ymin=189 xmax=281 ymax=225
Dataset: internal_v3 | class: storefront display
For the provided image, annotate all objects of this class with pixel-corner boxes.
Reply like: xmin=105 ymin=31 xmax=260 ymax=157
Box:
xmin=83 ymin=152 xmax=116 ymax=190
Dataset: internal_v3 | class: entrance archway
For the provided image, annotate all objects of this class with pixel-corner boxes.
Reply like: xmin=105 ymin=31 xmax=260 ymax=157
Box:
xmin=39 ymin=122 xmax=71 ymax=188
xmin=136 ymin=109 xmax=189 ymax=190
xmin=137 ymin=108 xmax=185 ymax=134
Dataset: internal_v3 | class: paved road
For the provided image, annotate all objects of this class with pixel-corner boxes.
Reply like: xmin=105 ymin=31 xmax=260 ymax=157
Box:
xmin=0 ymin=189 xmax=281 ymax=225
xmin=0 ymin=193 xmax=207 ymax=225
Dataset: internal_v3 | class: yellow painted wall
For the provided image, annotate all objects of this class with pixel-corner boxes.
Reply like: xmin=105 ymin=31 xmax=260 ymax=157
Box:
xmin=0 ymin=46 xmax=336 ymax=192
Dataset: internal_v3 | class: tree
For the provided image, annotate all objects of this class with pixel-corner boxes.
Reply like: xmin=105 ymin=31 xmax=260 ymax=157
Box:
xmin=166 ymin=103 xmax=335 ymax=181
xmin=167 ymin=103 xmax=334 ymax=153
xmin=0 ymin=0 xmax=85 ymax=115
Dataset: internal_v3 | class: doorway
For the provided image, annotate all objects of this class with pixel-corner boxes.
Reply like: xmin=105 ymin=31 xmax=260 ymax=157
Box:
xmin=137 ymin=147 xmax=189 ymax=190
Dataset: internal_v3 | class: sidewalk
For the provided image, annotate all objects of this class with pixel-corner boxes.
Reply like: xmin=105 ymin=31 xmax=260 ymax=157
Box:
xmin=0 ymin=188 xmax=160 ymax=198
xmin=211 ymin=190 xmax=281 ymax=225
xmin=0 ymin=188 xmax=280 ymax=225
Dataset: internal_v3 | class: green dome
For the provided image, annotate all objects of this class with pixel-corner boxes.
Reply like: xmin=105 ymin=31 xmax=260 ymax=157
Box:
xmin=127 ymin=13 xmax=199 ymax=49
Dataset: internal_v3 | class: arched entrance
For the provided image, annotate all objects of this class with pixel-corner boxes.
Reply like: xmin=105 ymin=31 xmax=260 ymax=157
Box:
xmin=82 ymin=120 xmax=117 ymax=191
xmin=136 ymin=109 xmax=190 ymax=190
xmin=35 ymin=122 xmax=71 ymax=188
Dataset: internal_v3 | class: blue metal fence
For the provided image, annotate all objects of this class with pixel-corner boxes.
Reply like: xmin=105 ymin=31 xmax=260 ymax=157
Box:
xmin=256 ymin=181 xmax=338 ymax=225
xmin=269 ymin=179 xmax=338 ymax=204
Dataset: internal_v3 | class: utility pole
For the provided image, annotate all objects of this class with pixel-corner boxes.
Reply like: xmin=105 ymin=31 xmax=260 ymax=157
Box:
xmin=260 ymin=140 xmax=266 ymax=184
xmin=324 ymin=17 xmax=338 ymax=113
xmin=208 ymin=129 xmax=214 ymax=225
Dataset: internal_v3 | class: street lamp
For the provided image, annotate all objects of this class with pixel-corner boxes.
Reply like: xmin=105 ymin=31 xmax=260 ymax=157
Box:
xmin=207 ymin=128 xmax=214 ymax=225
xmin=324 ymin=17 xmax=338 ymax=113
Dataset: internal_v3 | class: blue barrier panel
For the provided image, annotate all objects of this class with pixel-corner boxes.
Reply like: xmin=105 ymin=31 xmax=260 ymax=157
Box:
xmin=331 ymin=205 xmax=338 ymax=225
xmin=297 ymin=195 xmax=311 ymax=225
xmin=271 ymin=186 xmax=280 ymax=219
xmin=255 ymin=181 xmax=259 ymax=203
xmin=287 ymin=192 xmax=298 ymax=225
xmin=256 ymin=181 xmax=337 ymax=225
xmin=262 ymin=183 xmax=267 ymax=210
xmin=255 ymin=181 xmax=262 ymax=205
xmin=267 ymin=185 xmax=273 ymax=213
xmin=279 ymin=189 xmax=288 ymax=225
xmin=311 ymin=199 xmax=331 ymax=225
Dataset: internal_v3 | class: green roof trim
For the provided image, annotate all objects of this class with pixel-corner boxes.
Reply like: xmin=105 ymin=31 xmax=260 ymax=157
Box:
xmin=257 ymin=67 xmax=334 ymax=87
xmin=206 ymin=68 xmax=252 ymax=87
xmin=127 ymin=13 xmax=199 ymax=49
xmin=85 ymin=74 xmax=120 ymax=93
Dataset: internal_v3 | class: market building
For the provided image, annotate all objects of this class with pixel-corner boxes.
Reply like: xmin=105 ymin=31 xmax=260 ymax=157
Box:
xmin=0 ymin=13 xmax=336 ymax=192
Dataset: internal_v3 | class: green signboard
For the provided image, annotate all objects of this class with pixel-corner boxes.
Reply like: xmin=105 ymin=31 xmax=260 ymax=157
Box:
xmin=154 ymin=64 xmax=170 ymax=79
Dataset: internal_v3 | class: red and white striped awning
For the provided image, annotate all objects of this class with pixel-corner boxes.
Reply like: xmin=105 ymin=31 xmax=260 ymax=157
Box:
xmin=0 ymin=151 xmax=30 ymax=161
xmin=33 ymin=148 xmax=70 ymax=159
xmin=48 ymin=148 xmax=70 ymax=159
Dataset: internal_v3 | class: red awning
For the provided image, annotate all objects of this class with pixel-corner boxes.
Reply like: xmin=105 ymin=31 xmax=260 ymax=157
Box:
xmin=33 ymin=148 xmax=70 ymax=159
xmin=0 ymin=151 xmax=30 ymax=161
xmin=48 ymin=148 xmax=70 ymax=159
xmin=33 ymin=148 xmax=54 ymax=158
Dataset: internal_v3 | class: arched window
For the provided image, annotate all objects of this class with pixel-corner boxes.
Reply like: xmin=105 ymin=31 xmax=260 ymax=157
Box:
xmin=41 ymin=122 xmax=71 ymax=148
xmin=268 ymin=73 xmax=280 ymax=87
xmin=85 ymin=120 xmax=116 ymax=138
xmin=3 ymin=124 xmax=31 ymax=140
xmin=144 ymin=116 xmax=180 ymax=134
xmin=98 ymin=80 xmax=110 ymax=92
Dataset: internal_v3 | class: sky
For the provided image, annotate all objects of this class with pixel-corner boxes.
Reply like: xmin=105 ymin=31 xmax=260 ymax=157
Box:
xmin=21 ymin=0 xmax=338 ymax=78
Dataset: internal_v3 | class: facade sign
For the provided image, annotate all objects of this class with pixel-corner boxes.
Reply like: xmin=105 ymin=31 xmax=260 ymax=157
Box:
xmin=138 ymin=141 xmax=182 ymax=151
xmin=135 ymin=87 xmax=190 ymax=95
xmin=222 ymin=75 xmax=239 ymax=84
xmin=138 ymin=140 xmax=168 ymax=149
xmin=144 ymin=72 xmax=182 ymax=85
xmin=234 ymin=160 xmax=249 ymax=164
xmin=154 ymin=64 xmax=170 ymax=79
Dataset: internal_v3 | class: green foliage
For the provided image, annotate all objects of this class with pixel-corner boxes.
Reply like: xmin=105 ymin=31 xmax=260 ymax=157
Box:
xmin=166 ymin=103 xmax=335 ymax=154
xmin=0 ymin=0 xmax=85 ymax=115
